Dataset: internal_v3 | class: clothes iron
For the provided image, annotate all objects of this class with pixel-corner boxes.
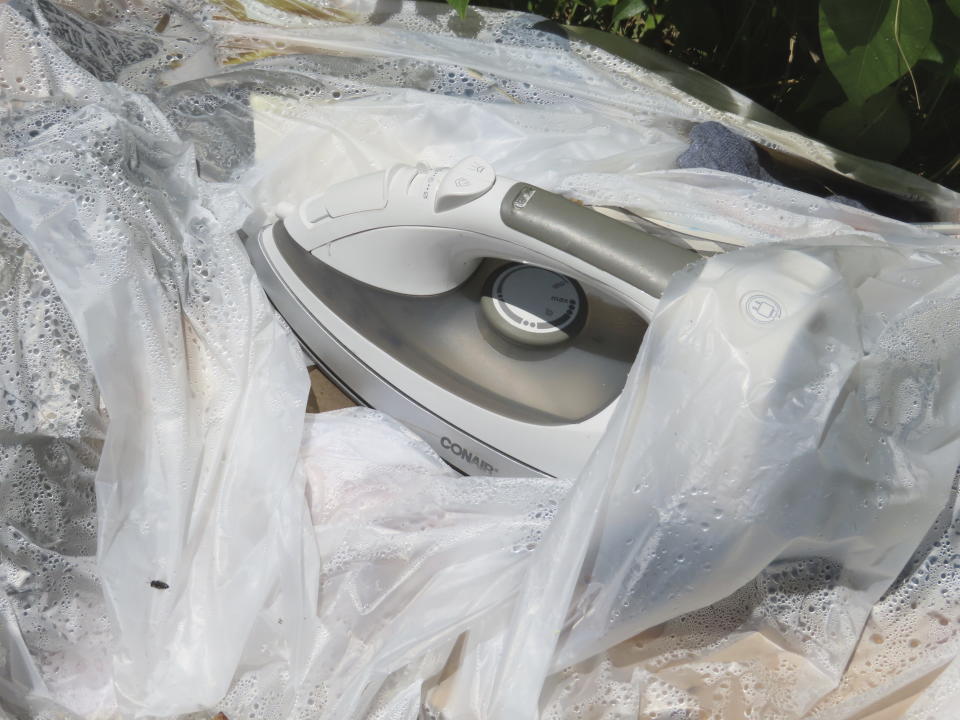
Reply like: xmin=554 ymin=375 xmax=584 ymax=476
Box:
xmin=244 ymin=157 xmax=698 ymax=477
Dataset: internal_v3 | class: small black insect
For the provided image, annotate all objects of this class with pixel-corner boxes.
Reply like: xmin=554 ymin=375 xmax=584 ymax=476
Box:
xmin=150 ymin=580 xmax=169 ymax=590
xmin=154 ymin=12 xmax=171 ymax=33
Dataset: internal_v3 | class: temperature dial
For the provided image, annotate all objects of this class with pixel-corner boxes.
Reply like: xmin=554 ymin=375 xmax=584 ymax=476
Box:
xmin=481 ymin=263 xmax=587 ymax=347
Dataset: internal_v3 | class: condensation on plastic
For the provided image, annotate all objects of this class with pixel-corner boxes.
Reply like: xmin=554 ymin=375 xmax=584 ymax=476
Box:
xmin=3 ymin=1 xmax=960 ymax=719
xmin=476 ymin=242 xmax=960 ymax=718
xmin=286 ymin=408 xmax=572 ymax=720
xmin=0 ymin=4 xmax=312 ymax=717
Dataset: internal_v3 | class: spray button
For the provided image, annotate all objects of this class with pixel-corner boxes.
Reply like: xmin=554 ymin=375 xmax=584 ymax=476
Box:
xmin=434 ymin=156 xmax=496 ymax=212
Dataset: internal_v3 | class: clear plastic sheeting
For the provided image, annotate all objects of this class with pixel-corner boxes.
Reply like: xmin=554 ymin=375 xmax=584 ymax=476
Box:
xmin=2 ymin=1 xmax=960 ymax=719
xmin=478 ymin=242 xmax=960 ymax=718
xmin=0 ymin=5 xmax=311 ymax=716
xmin=0 ymin=215 xmax=109 ymax=719
xmin=287 ymin=409 xmax=571 ymax=720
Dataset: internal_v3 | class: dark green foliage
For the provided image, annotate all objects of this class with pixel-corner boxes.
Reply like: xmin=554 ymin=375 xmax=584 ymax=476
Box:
xmin=448 ymin=0 xmax=471 ymax=18
xmin=464 ymin=0 xmax=960 ymax=190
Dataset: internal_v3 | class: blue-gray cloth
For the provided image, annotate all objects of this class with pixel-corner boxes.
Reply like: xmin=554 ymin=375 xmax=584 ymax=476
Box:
xmin=677 ymin=122 xmax=779 ymax=184
xmin=677 ymin=122 xmax=866 ymax=210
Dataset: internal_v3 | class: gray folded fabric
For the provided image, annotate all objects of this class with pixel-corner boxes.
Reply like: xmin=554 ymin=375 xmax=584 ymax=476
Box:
xmin=678 ymin=121 xmax=867 ymax=211
xmin=677 ymin=121 xmax=779 ymax=184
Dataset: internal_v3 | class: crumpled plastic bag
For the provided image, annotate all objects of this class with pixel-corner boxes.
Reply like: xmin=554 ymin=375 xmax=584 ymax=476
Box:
xmin=4 ymin=1 xmax=960 ymax=719
xmin=290 ymin=409 xmax=571 ymax=719
xmin=0 ymin=5 xmax=311 ymax=715
xmin=470 ymin=240 xmax=960 ymax=718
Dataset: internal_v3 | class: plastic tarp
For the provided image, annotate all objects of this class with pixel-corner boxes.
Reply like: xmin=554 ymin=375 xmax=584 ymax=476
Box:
xmin=3 ymin=1 xmax=960 ymax=719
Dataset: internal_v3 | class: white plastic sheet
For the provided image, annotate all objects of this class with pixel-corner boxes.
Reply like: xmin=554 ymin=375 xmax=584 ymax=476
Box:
xmin=0 ymin=5 xmax=312 ymax=715
xmin=3 ymin=1 xmax=960 ymax=719
xmin=477 ymin=241 xmax=960 ymax=717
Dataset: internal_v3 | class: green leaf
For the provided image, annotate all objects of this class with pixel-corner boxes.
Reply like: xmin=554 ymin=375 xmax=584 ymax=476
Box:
xmin=916 ymin=3 xmax=960 ymax=85
xmin=819 ymin=0 xmax=932 ymax=104
xmin=919 ymin=41 xmax=943 ymax=63
xmin=795 ymin=70 xmax=846 ymax=113
xmin=918 ymin=1 xmax=960 ymax=63
xmin=819 ymin=87 xmax=911 ymax=162
xmin=611 ymin=0 xmax=648 ymax=27
xmin=446 ymin=0 xmax=469 ymax=19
